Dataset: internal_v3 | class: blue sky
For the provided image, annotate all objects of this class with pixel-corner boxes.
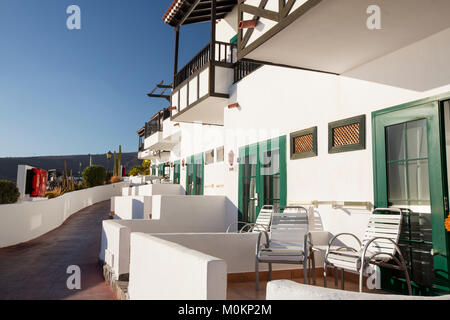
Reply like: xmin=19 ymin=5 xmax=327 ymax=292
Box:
xmin=0 ymin=0 xmax=210 ymax=157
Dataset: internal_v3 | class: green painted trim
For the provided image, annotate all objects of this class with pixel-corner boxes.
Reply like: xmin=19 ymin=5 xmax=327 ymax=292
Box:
xmin=372 ymin=100 xmax=450 ymax=294
xmin=328 ymin=115 xmax=366 ymax=154
xmin=290 ymin=126 xmax=318 ymax=160
xmin=238 ymin=135 xmax=287 ymax=223
xmin=174 ymin=160 xmax=180 ymax=184
xmin=230 ymin=34 xmax=238 ymax=44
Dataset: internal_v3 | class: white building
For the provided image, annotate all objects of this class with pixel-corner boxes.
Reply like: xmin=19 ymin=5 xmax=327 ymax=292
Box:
xmin=127 ymin=0 xmax=450 ymax=297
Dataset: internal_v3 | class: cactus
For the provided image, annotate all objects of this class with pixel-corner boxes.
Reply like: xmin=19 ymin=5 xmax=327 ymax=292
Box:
xmin=118 ymin=145 xmax=122 ymax=177
xmin=113 ymin=151 xmax=118 ymax=176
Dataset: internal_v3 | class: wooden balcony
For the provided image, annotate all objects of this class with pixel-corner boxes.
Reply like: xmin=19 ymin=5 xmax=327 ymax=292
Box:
xmin=171 ymin=41 xmax=237 ymax=126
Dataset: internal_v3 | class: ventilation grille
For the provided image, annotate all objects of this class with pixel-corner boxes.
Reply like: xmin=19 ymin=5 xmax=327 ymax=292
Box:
xmin=333 ymin=123 xmax=360 ymax=147
xmin=294 ymin=134 xmax=313 ymax=154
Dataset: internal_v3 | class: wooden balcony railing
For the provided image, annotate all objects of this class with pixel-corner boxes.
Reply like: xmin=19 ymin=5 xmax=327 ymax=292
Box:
xmin=144 ymin=109 xmax=171 ymax=138
xmin=173 ymin=41 xmax=237 ymax=89
xmin=233 ymin=59 xmax=263 ymax=83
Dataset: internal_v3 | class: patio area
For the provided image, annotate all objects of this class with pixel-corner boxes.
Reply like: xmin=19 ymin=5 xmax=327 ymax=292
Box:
xmin=0 ymin=201 xmax=116 ymax=300
xmin=227 ymin=269 xmax=388 ymax=300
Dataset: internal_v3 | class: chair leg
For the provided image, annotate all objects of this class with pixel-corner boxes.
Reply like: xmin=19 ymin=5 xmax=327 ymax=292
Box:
xmin=334 ymin=267 xmax=338 ymax=287
xmin=311 ymin=253 xmax=316 ymax=285
xmin=359 ymin=264 xmax=365 ymax=293
xmin=268 ymin=263 xmax=272 ymax=282
xmin=323 ymin=263 xmax=327 ymax=288
xmin=303 ymin=259 xmax=307 ymax=284
xmin=255 ymin=258 xmax=259 ymax=291
xmin=341 ymin=269 xmax=345 ymax=290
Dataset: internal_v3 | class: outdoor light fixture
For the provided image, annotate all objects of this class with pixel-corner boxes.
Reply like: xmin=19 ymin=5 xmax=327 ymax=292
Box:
xmin=239 ymin=19 xmax=258 ymax=29
xmin=181 ymin=158 xmax=185 ymax=167
xmin=228 ymin=150 xmax=234 ymax=167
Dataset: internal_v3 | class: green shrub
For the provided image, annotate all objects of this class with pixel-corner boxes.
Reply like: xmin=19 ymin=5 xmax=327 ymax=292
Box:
xmin=82 ymin=165 xmax=106 ymax=188
xmin=0 ymin=180 xmax=20 ymax=204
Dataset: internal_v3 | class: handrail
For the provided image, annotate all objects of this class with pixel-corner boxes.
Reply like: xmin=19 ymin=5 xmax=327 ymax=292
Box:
xmin=174 ymin=41 xmax=237 ymax=89
xmin=289 ymin=201 xmax=372 ymax=211
xmin=234 ymin=59 xmax=263 ymax=83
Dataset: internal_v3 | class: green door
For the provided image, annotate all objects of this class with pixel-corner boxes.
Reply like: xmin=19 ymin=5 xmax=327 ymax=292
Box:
xmin=174 ymin=160 xmax=180 ymax=184
xmin=238 ymin=136 xmax=287 ymax=223
xmin=152 ymin=165 xmax=156 ymax=176
xmin=185 ymin=153 xmax=204 ymax=195
xmin=373 ymin=100 xmax=450 ymax=295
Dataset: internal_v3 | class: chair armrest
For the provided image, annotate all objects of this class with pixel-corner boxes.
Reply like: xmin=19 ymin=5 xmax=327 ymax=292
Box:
xmin=256 ymin=231 xmax=270 ymax=255
xmin=226 ymin=221 xmax=251 ymax=233
xmin=240 ymin=223 xmax=269 ymax=233
xmin=326 ymin=233 xmax=362 ymax=258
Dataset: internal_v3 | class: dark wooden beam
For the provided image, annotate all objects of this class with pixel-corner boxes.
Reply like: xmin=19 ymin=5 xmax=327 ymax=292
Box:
xmin=240 ymin=3 xmax=279 ymax=22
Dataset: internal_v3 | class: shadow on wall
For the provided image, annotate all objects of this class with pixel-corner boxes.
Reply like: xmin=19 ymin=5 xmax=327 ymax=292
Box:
xmin=132 ymin=198 xmax=144 ymax=219
xmin=225 ymin=197 xmax=238 ymax=232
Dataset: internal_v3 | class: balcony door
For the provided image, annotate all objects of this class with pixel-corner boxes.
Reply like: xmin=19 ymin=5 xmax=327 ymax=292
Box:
xmin=373 ymin=99 xmax=450 ymax=295
xmin=173 ymin=160 xmax=180 ymax=184
xmin=238 ymin=136 xmax=287 ymax=224
xmin=186 ymin=153 xmax=204 ymax=195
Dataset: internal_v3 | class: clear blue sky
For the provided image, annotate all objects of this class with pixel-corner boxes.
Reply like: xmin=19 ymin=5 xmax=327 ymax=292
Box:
xmin=0 ymin=0 xmax=210 ymax=157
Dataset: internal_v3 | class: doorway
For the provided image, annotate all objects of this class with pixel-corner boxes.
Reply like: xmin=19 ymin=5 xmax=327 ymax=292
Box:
xmin=238 ymin=136 xmax=287 ymax=223
xmin=185 ymin=153 xmax=204 ymax=195
xmin=373 ymin=98 xmax=450 ymax=295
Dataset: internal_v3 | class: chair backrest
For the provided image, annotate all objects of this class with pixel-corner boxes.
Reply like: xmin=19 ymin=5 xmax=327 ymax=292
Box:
xmin=269 ymin=207 xmax=309 ymax=251
xmin=362 ymin=208 xmax=403 ymax=258
xmin=252 ymin=205 xmax=275 ymax=232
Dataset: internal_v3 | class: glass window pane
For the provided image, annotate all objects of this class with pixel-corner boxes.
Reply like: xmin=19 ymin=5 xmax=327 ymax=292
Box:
xmin=262 ymin=149 xmax=280 ymax=175
xmin=243 ymin=155 xmax=256 ymax=177
xmin=408 ymin=160 xmax=430 ymax=203
xmin=386 ymin=123 xmax=406 ymax=161
xmin=387 ymin=162 xmax=407 ymax=203
xmin=407 ymin=119 xmax=428 ymax=159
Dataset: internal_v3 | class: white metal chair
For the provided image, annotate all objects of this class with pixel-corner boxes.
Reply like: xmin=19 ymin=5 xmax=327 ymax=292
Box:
xmin=255 ymin=206 xmax=310 ymax=290
xmin=324 ymin=208 xmax=412 ymax=294
xmin=226 ymin=205 xmax=274 ymax=233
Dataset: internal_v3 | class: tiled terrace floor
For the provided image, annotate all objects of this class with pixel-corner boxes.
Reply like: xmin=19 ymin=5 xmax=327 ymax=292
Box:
xmin=227 ymin=271 xmax=388 ymax=300
xmin=0 ymin=201 xmax=115 ymax=300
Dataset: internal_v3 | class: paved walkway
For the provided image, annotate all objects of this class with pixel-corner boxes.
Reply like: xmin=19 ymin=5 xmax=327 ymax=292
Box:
xmin=0 ymin=201 xmax=115 ymax=300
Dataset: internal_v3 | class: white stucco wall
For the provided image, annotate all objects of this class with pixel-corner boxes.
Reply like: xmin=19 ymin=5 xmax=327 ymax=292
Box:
xmin=128 ymin=233 xmax=227 ymax=300
xmin=224 ymin=64 xmax=450 ymax=245
xmin=113 ymin=196 xmax=152 ymax=220
xmin=0 ymin=181 xmax=129 ymax=248
xmin=100 ymin=195 xmax=233 ymax=277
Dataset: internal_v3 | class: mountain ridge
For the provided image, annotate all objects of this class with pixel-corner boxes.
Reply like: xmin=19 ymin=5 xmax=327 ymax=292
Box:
xmin=0 ymin=152 xmax=140 ymax=183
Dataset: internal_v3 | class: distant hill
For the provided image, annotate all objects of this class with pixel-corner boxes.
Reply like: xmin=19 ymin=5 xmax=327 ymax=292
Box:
xmin=0 ymin=152 xmax=141 ymax=183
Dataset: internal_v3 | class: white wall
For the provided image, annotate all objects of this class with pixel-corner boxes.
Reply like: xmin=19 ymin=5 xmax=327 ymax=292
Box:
xmin=225 ymin=64 xmax=450 ymax=245
xmin=128 ymin=233 xmax=227 ymax=300
xmin=100 ymin=195 xmax=232 ymax=277
xmin=121 ymin=184 xmax=185 ymax=197
xmin=128 ymin=231 xmax=331 ymax=300
xmin=266 ymin=280 xmax=450 ymax=300
xmin=0 ymin=181 xmax=129 ymax=248
xmin=113 ymin=196 xmax=152 ymax=220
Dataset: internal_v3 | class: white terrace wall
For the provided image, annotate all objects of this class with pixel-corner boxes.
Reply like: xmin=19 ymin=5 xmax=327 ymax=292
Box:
xmin=100 ymin=195 xmax=232 ymax=278
xmin=121 ymin=184 xmax=185 ymax=196
xmin=225 ymin=64 xmax=450 ymax=246
xmin=128 ymin=233 xmax=227 ymax=300
xmin=0 ymin=181 xmax=128 ymax=248
xmin=128 ymin=231 xmax=331 ymax=300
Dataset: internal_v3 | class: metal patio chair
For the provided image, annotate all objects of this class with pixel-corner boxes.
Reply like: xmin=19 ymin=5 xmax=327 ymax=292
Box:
xmin=255 ymin=206 xmax=311 ymax=290
xmin=226 ymin=205 xmax=275 ymax=233
xmin=324 ymin=208 xmax=412 ymax=294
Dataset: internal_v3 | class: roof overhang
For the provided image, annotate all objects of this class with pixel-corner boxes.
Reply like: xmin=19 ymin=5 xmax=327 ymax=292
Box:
xmin=243 ymin=0 xmax=450 ymax=76
xmin=163 ymin=0 xmax=237 ymax=27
